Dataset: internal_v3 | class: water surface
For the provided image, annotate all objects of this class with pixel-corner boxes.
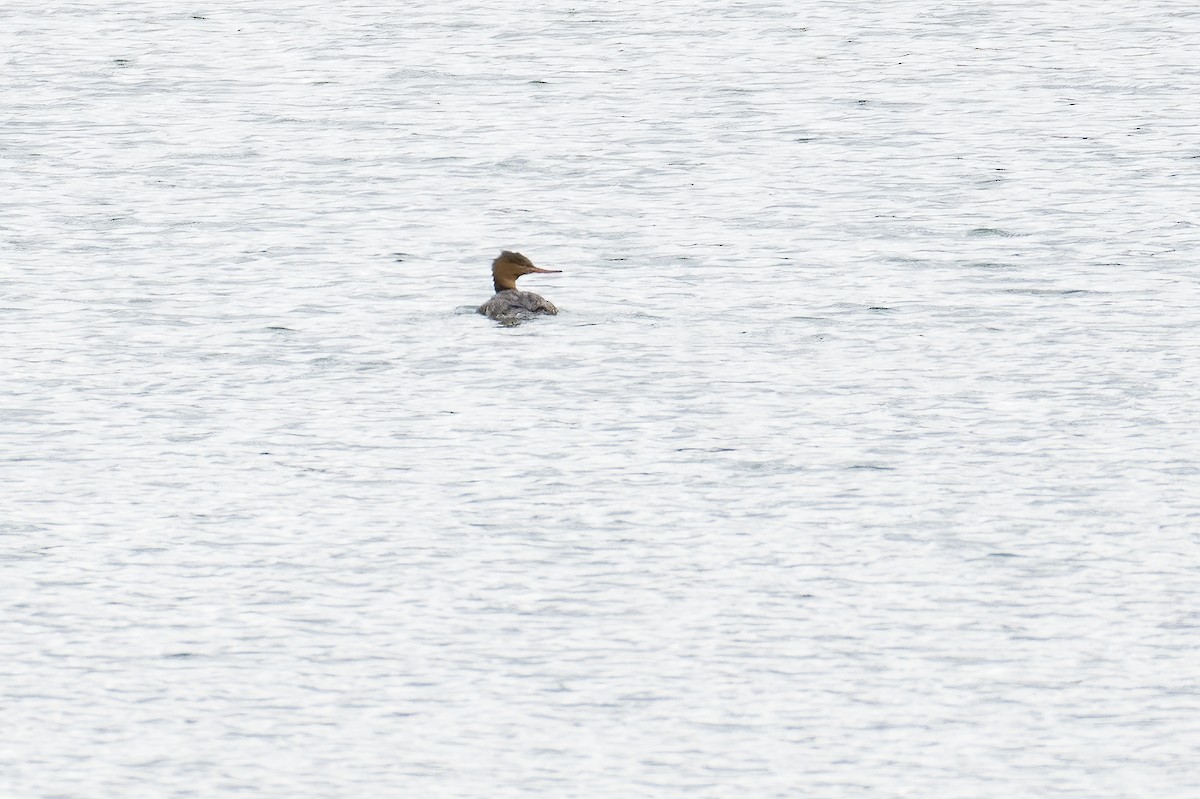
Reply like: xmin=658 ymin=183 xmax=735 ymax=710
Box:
xmin=3 ymin=1 xmax=1199 ymax=796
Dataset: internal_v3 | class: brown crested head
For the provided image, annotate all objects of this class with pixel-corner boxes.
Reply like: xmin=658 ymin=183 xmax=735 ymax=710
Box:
xmin=491 ymin=250 xmax=562 ymax=292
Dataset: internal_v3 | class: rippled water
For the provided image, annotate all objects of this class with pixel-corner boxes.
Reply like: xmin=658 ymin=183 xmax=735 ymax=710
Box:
xmin=4 ymin=2 xmax=1200 ymax=796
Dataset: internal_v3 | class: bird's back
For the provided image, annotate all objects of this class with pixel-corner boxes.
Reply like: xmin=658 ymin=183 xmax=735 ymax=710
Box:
xmin=478 ymin=289 xmax=558 ymax=320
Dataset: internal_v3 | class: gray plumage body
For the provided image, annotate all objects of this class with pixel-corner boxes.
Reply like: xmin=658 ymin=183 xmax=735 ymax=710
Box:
xmin=477 ymin=289 xmax=558 ymax=320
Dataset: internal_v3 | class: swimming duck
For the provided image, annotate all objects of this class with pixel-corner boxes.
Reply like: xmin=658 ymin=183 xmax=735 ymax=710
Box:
xmin=477 ymin=251 xmax=562 ymax=321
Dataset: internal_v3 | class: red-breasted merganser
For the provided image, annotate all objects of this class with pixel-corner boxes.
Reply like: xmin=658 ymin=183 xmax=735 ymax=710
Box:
xmin=477 ymin=251 xmax=562 ymax=321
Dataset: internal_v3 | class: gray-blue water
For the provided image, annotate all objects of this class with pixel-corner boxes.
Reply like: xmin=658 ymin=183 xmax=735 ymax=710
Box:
xmin=4 ymin=2 xmax=1199 ymax=796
